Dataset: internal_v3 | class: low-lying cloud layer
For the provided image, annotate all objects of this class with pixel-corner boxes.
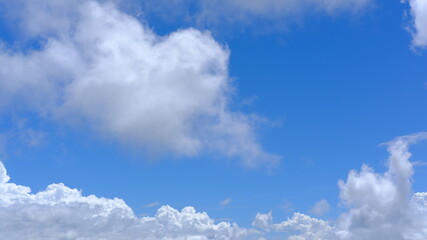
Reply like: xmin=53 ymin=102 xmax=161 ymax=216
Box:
xmin=1 ymin=134 xmax=426 ymax=239
xmin=0 ymin=161 xmax=258 ymax=240
xmin=253 ymin=133 xmax=427 ymax=239
xmin=0 ymin=0 xmax=279 ymax=167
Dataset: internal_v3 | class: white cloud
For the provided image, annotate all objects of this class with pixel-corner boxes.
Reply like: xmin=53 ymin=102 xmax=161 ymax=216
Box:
xmin=406 ymin=0 xmax=427 ymax=48
xmin=274 ymin=213 xmax=335 ymax=240
xmin=335 ymin=133 xmax=427 ymax=240
xmin=253 ymin=211 xmax=335 ymax=239
xmin=0 ymin=0 xmax=279 ymax=167
xmin=253 ymin=133 xmax=427 ymax=239
xmin=0 ymin=162 xmax=10 ymax=184
xmin=311 ymin=199 xmax=330 ymax=216
xmin=0 ymin=161 xmax=258 ymax=240
xmin=2 ymin=132 xmax=427 ymax=239
xmin=252 ymin=211 xmax=273 ymax=232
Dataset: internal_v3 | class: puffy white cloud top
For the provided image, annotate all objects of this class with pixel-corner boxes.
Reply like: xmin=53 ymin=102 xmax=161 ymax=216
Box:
xmin=407 ymin=0 xmax=427 ymax=48
xmin=0 ymin=0 xmax=279 ymax=167
xmin=253 ymin=133 xmax=427 ymax=240
xmin=253 ymin=211 xmax=335 ymax=239
xmin=0 ymin=161 xmax=9 ymax=184
xmin=0 ymin=161 xmax=257 ymax=240
xmin=2 ymin=136 xmax=427 ymax=240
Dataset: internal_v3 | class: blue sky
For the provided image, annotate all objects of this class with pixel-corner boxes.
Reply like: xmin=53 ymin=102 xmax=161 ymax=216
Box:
xmin=1 ymin=0 xmax=427 ymax=239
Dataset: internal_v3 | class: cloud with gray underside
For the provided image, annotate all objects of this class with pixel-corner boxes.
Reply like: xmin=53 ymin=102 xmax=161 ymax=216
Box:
xmin=0 ymin=0 xmax=279 ymax=167
xmin=253 ymin=132 xmax=427 ymax=239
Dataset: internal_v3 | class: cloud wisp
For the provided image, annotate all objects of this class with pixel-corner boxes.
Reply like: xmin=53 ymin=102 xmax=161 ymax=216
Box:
xmin=310 ymin=199 xmax=330 ymax=216
xmin=0 ymin=0 xmax=279 ymax=167
xmin=253 ymin=132 xmax=427 ymax=239
xmin=220 ymin=198 xmax=233 ymax=207
xmin=140 ymin=0 xmax=372 ymax=30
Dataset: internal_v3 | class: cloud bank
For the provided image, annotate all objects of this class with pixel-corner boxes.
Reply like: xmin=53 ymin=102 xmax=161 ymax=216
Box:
xmin=0 ymin=161 xmax=258 ymax=240
xmin=1 ymin=133 xmax=427 ymax=239
xmin=406 ymin=0 xmax=427 ymax=48
xmin=253 ymin=132 xmax=427 ymax=239
xmin=0 ymin=0 xmax=278 ymax=167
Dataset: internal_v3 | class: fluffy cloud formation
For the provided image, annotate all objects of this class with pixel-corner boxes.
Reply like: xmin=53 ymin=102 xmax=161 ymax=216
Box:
xmin=0 ymin=0 xmax=278 ymax=167
xmin=0 ymin=161 xmax=258 ymax=240
xmin=406 ymin=0 xmax=427 ymax=48
xmin=253 ymin=211 xmax=335 ymax=239
xmin=253 ymin=133 xmax=427 ymax=239
xmin=334 ymin=134 xmax=424 ymax=239
xmin=2 ymin=133 xmax=427 ymax=239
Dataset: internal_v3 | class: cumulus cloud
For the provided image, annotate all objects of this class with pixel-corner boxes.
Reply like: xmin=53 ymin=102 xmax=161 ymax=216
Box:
xmin=253 ymin=211 xmax=334 ymax=239
xmin=253 ymin=132 xmax=427 ymax=239
xmin=0 ymin=0 xmax=279 ymax=167
xmin=0 ymin=161 xmax=258 ymax=240
xmin=2 ymin=133 xmax=427 ymax=239
xmin=252 ymin=211 xmax=273 ymax=232
xmin=406 ymin=0 xmax=427 ymax=48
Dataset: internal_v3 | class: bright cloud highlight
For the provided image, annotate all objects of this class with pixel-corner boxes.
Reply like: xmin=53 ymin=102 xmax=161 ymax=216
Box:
xmin=0 ymin=0 xmax=279 ymax=167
